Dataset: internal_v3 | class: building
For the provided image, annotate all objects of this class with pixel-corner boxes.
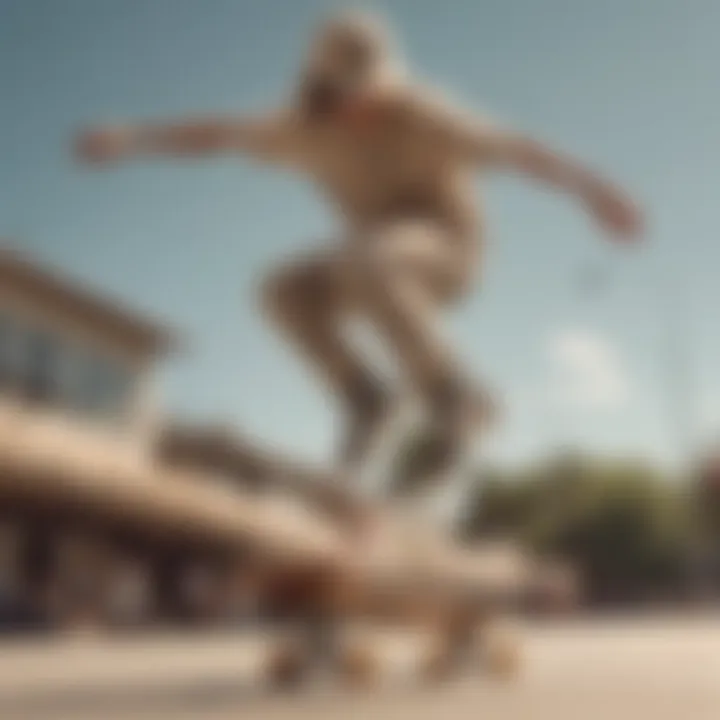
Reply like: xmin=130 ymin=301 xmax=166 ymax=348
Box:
xmin=0 ymin=245 xmax=339 ymax=633
xmin=0 ymin=245 xmax=175 ymax=628
xmin=0 ymin=245 xmax=171 ymax=454
xmin=0 ymin=244 xmax=546 ymax=638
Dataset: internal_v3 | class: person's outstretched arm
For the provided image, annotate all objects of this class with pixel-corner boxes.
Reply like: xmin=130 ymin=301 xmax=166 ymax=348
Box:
xmin=411 ymin=92 xmax=644 ymax=240
xmin=74 ymin=110 xmax=303 ymax=167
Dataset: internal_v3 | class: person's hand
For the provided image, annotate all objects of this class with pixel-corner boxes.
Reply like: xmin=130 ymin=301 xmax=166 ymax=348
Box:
xmin=74 ymin=125 xmax=136 ymax=165
xmin=583 ymin=180 xmax=644 ymax=241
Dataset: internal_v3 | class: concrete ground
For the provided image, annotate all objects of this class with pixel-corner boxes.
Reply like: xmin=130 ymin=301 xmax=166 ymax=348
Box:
xmin=1 ymin=614 xmax=718 ymax=720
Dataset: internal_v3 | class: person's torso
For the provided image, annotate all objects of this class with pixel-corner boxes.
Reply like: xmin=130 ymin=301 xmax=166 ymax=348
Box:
xmin=300 ymin=109 xmax=481 ymax=240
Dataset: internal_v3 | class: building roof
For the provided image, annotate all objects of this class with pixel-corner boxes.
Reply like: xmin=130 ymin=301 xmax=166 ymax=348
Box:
xmin=0 ymin=244 xmax=178 ymax=356
xmin=159 ymin=423 xmax=278 ymax=489
xmin=159 ymin=422 xmax=363 ymax=516
xmin=159 ymin=422 xmax=318 ymax=488
xmin=0 ymin=411 xmax=342 ymax=566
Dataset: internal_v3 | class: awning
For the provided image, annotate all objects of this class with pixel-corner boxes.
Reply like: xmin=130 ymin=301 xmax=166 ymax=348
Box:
xmin=0 ymin=421 xmax=343 ymax=568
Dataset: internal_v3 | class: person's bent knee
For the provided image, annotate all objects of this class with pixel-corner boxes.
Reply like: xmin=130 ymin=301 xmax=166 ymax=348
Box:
xmin=345 ymin=241 xmax=397 ymax=299
xmin=259 ymin=260 xmax=333 ymax=327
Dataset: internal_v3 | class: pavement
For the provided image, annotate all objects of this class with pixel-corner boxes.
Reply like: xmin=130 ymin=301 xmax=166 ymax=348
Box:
xmin=1 ymin=614 xmax=719 ymax=720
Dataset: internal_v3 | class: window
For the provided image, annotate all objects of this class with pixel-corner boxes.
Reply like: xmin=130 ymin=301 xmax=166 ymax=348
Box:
xmin=0 ymin=313 xmax=12 ymax=388
xmin=55 ymin=343 xmax=83 ymax=410
xmin=0 ymin=309 xmax=136 ymax=425
xmin=23 ymin=329 xmax=58 ymax=403
xmin=76 ymin=352 xmax=134 ymax=425
xmin=0 ymin=313 xmax=24 ymax=391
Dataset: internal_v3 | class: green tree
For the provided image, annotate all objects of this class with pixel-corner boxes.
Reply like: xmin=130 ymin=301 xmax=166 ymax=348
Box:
xmin=463 ymin=455 xmax=694 ymax=604
xmin=390 ymin=427 xmax=698 ymax=604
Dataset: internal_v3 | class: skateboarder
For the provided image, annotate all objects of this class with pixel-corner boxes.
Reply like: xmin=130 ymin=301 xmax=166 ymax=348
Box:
xmin=75 ymin=9 xmax=643 ymax=482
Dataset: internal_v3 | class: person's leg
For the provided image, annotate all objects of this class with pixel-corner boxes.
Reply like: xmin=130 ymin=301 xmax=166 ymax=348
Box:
xmin=259 ymin=247 xmax=394 ymax=469
xmin=347 ymin=220 xmax=469 ymax=404
xmin=345 ymin=220 xmax=493 ymax=487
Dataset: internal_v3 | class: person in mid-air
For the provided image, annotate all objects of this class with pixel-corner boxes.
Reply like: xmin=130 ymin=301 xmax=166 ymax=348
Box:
xmin=75 ymin=10 xmax=643 ymax=486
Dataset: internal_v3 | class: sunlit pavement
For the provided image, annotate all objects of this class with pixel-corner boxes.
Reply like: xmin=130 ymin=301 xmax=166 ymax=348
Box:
xmin=1 ymin=615 xmax=719 ymax=720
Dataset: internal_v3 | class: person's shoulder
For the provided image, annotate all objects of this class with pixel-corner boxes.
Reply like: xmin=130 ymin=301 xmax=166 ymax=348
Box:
xmin=376 ymin=83 xmax=453 ymax=117
xmin=378 ymin=83 xmax=488 ymax=130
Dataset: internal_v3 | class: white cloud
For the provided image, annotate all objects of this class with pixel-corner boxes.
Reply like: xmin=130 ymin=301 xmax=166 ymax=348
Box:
xmin=545 ymin=328 xmax=630 ymax=412
xmin=696 ymin=385 xmax=720 ymax=446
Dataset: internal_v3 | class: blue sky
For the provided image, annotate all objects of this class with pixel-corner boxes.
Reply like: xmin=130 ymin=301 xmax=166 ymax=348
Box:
xmin=1 ymin=0 xmax=718 ymax=467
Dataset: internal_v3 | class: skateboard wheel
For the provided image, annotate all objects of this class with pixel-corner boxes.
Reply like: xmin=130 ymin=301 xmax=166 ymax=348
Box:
xmin=482 ymin=626 xmax=521 ymax=680
xmin=265 ymin=640 xmax=311 ymax=689
xmin=339 ymin=642 xmax=381 ymax=687
xmin=421 ymin=637 xmax=457 ymax=684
